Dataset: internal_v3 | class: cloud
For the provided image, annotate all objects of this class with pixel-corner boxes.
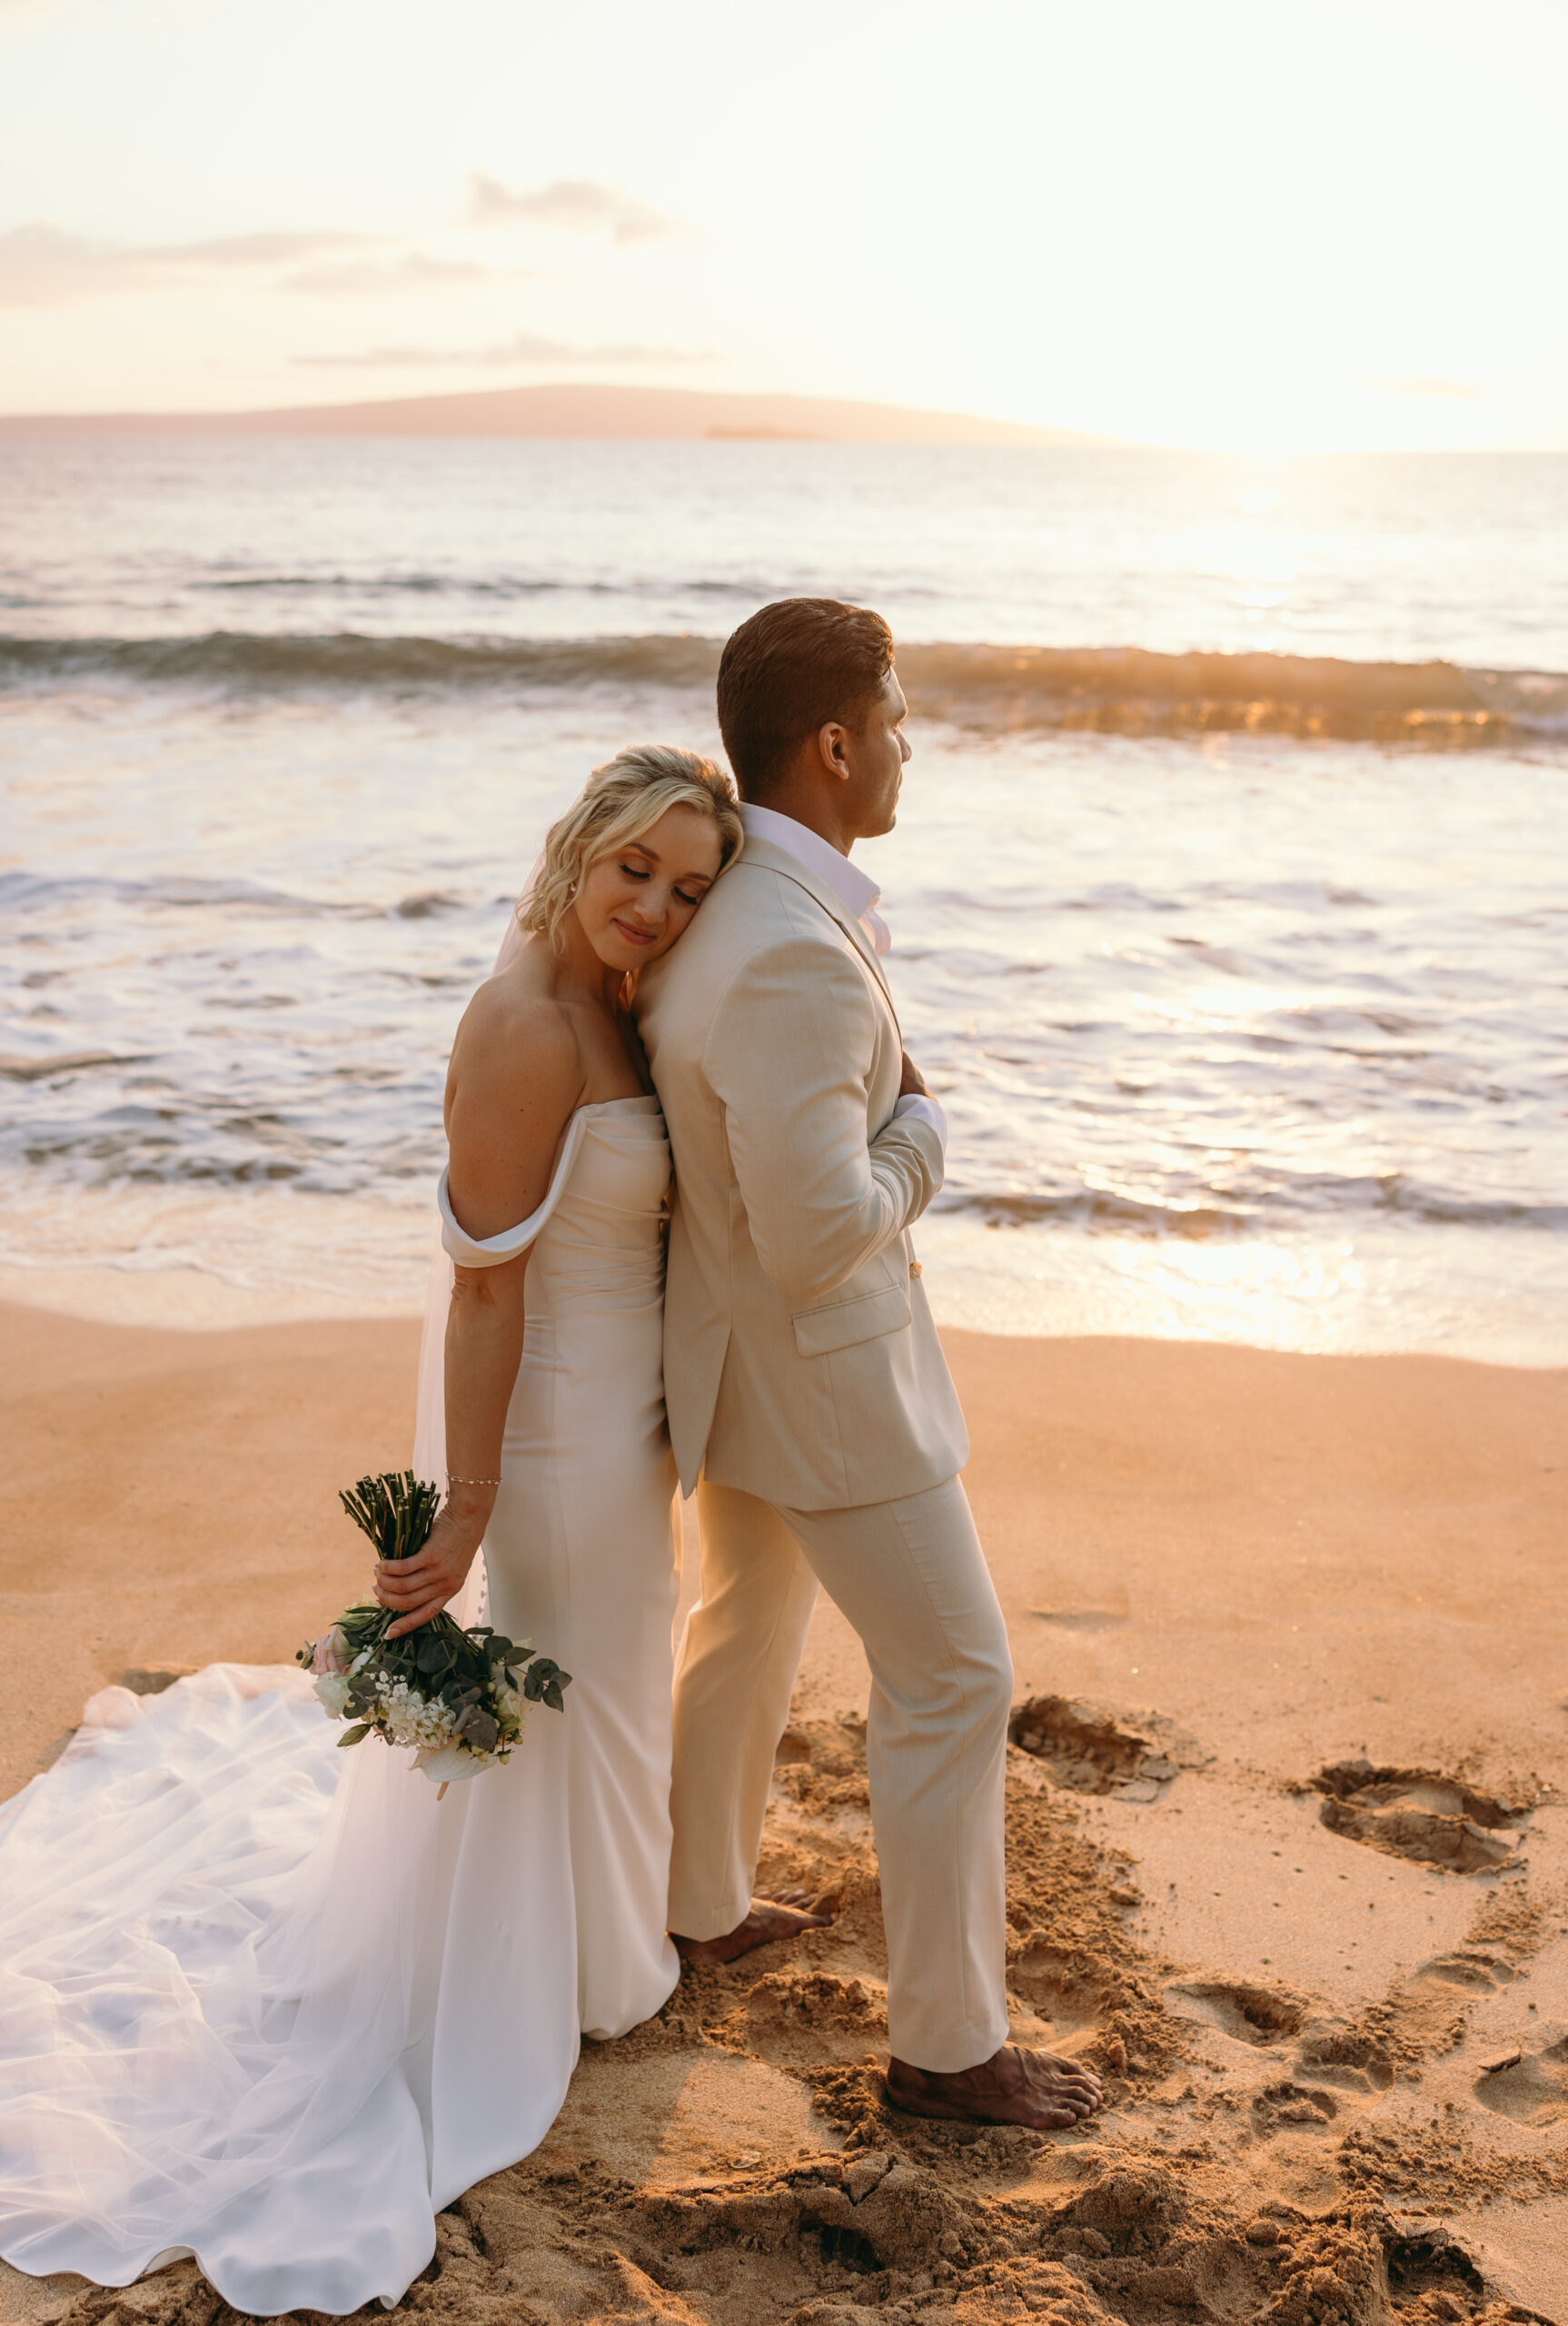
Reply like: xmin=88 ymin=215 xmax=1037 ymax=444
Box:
xmin=281 ymin=253 xmax=504 ymax=296
xmin=295 ymin=330 xmax=714 ymax=372
xmin=1366 ymin=375 xmax=1480 ymax=400
xmin=161 ymin=232 xmax=375 ymax=268
xmin=469 ymin=174 xmax=681 ymax=244
xmin=0 ymin=222 xmax=382 ymax=307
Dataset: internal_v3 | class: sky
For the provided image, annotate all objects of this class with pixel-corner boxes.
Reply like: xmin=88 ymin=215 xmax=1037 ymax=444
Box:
xmin=1 ymin=0 xmax=1565 ymax=450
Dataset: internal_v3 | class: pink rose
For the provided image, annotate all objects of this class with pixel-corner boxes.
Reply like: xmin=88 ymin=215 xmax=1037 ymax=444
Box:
xmin=311 ymin=1625 xmax=352 ymax=1677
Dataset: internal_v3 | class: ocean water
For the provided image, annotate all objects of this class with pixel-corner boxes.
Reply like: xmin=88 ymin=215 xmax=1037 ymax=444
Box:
xmin=3 ymin=436 xmax=1565 ymax=1359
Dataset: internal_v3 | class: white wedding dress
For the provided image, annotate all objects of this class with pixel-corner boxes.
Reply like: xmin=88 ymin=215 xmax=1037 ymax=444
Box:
xmin=0 ymin=1097 xmax=680 ymax=2315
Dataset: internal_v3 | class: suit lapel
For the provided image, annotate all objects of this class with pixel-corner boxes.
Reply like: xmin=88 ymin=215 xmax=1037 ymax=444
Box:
xmin=739 ymin=834 xmax=899 ymax=1020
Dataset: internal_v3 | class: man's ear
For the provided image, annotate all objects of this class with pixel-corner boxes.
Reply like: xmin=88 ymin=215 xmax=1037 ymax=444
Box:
xmin=817 ymin=721 xmax=850 ymax=780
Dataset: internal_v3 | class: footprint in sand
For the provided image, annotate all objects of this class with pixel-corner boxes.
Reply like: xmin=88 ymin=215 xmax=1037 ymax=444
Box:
xmin=1293 ymin=2024 xmax=1396 ymax=2092
xmin=1474 ymin=2036 xmax=1568 ymax=2125
xmin=1416 ymin=1950 xmax=1516 ymax=1993
xmin=713 ymin=1970 xmax=888 ymax=2071
xmin=1250 ymin=2080 xmax=1340 ymax=2134
xmin=1007 ymin=1936 xmax=1108 ymax=2043
xmin=1308 ymin=1760 xmax=1527 ymax=1874
xmin=1384 ymin=2227 xmax=1489 ymax=2312
xmin=1164 ymin=1980 xmax=1307 ymax=2049
xmin=1385 ymin=1945 xmax=1517 ymax=2063
xmin=1293 ymin=1953 xmax=1516 ymax=2092
xmin=1008 ymin=1693 xmax=1182 ymax=1801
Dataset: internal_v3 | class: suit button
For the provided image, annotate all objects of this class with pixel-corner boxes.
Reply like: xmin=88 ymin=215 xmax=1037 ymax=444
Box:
xmin=909 ymin=1260 xmax=922 ymax=1278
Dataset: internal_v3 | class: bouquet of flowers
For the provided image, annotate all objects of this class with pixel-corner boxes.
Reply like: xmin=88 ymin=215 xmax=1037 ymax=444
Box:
xmin=299 ymin=1470 xmax=570 ymax=1787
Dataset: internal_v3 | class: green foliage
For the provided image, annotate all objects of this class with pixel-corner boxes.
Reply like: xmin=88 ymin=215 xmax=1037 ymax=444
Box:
xmin=521 ymin=1656 xmax=571 ymax=1713
xmin=297 ymin=1470 xmax=572 ymax=1781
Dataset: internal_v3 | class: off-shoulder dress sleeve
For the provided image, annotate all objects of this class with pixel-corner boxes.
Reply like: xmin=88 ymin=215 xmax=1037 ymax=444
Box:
xmin=436 ymin=1111 xmax=589 ymax=1268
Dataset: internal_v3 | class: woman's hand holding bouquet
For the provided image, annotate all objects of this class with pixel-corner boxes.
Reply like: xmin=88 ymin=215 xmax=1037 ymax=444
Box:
xmin=299 ymin=1471 xmax=569 ymax=1788
xmin=373 ymin=1490 xmax=485 ymax=1638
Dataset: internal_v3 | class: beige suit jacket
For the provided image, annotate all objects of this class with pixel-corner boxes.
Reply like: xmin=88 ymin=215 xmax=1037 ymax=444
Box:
xmin=637 ymin=832 xmax=969 ymax=1511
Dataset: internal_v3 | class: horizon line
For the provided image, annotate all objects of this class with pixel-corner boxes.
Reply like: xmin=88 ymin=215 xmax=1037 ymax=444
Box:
xmin=0 ymin=380 xmax=1124 ymax=448
xmin=0 ymin=380 xmax=1559 ymax=453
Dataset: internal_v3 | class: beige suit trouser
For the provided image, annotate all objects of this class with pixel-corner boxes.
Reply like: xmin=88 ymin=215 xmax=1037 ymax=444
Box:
xmin=667 ymin=1475 xmax=1013 ymax=2073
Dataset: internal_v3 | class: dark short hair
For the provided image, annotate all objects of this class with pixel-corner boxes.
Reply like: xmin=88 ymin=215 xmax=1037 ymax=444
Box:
xmin=717 ymin=598 xmax=895 ymax=800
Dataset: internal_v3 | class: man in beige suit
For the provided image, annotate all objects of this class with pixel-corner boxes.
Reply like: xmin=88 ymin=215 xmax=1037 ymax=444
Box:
xmin=637 ymin=599 xmax=1103 ymax=2129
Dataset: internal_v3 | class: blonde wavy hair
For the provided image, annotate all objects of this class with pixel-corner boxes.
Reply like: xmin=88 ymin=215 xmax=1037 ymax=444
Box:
xmin=519 ymin=745 xmax=744 ymax=951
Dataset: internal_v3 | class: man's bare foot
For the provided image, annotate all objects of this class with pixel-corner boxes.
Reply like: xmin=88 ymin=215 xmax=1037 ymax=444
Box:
xmin=670 ymin=1890 xmax=837 ymax=1967
xmin=886 ymin=2043 xmax=1105 ymax=2131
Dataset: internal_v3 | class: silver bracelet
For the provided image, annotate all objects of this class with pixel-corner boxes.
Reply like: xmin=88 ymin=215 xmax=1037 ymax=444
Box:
xmin=446 ymin=1472 xmax=501 ymax=1488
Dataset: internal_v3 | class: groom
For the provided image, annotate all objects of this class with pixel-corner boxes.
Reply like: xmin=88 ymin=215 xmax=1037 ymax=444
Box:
xmin=638 ymin=598 xmax=1103 ymax=2130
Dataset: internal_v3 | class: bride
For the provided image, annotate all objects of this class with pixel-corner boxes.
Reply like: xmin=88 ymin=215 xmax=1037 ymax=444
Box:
xmin=0 ymin=747 xmax=743 ymax=2317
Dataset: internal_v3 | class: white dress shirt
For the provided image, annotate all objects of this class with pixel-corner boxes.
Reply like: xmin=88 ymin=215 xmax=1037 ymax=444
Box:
xmin=738 ymin=803 xmax=947 ymax=1152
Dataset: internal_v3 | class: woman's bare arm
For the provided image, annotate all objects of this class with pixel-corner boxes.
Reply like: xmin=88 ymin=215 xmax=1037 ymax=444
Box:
xmin=375 ymin=980 xmax=584 ymax=1636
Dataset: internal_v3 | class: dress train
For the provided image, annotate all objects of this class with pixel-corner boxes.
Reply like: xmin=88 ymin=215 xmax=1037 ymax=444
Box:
xmin=0 ymin=1098 xmax=680 ymax=2314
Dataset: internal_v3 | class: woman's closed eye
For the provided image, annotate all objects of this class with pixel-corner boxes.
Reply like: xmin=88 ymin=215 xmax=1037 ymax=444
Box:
xmin=621 ymin=861 xmax=704 ymax=909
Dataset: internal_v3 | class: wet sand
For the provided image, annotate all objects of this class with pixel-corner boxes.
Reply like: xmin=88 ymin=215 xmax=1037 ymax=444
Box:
xmin=3 ymin=1303 xmax=1565 ymax=2324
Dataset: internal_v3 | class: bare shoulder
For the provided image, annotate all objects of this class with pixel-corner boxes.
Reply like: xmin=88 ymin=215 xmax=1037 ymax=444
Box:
xmin=451 ymin=968 xmax=584 ymax=1108
xmin=444 ymin=964 xmax=589 ymax=1231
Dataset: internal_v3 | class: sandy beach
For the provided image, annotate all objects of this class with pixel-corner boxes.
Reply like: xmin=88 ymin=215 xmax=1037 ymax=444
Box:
xmin=3 ymin=1301 xmax=1564 ymax=2326
xmin=6 ymin=0 xmax=1568 ymax=2313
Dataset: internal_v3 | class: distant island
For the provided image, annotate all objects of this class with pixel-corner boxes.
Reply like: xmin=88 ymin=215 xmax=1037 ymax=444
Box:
xmin=0 ymin=382 xmax=1120 ymax=446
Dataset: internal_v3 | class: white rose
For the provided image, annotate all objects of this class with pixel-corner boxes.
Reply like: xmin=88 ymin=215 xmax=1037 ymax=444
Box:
xmin=414 ymin=1742 xmax=489 ymax=1785
xmin=314 ymin=1675 xmax=352 ymax=1718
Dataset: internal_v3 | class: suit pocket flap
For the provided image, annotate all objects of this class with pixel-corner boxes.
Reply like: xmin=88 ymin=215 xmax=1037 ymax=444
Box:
xmin=792 ymin=1282 xmax=911 ymax=1358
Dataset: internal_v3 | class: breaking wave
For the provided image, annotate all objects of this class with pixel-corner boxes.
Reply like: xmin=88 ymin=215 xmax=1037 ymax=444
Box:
xmin=3 ymin=631 xmax=1566 ymax=742
xmin=938 ymin=1179 xmax=1568 ymax=1237
xmin=903 ymin=644 xmax=1568 ymax=742
xmin=0 ymin=631 xmax=721 ymax=698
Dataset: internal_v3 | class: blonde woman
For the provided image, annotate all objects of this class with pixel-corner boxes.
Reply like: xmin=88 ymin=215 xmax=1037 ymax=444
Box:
xmin=0 ymin=749 xmax=742 ymax=2318
xmin=380 ymin=744 xmax=740 ymax=1636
